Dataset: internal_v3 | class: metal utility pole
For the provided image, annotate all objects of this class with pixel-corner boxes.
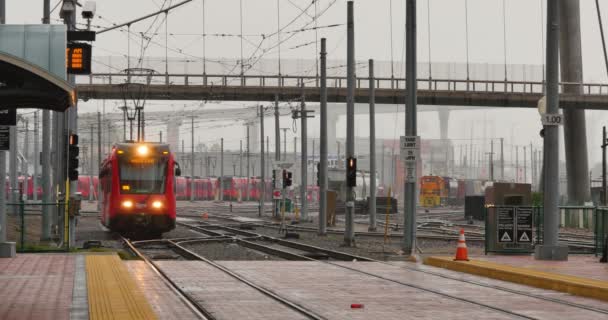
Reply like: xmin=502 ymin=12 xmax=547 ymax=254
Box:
xmin=23 ymin=120 xmax=30 ymax=200
xmin=300 ymin=86 xmax=309 ymax=221
xmin=319 ymin=38 xmax=328 ymax=235
xmin=602 ymin=126 xmax=607 ymax=205
xmin=536 ymin=0 xmax=568 ymax=260
xmin=344 ymin=1 xmax=356 ymax=246
xmin=190 ymin=118 xmax=195 ymax=201
xmin=61 ymin=0 xmax=80 ymax=248
xmin=403 ymin=0 xmax=418 ymax=254
xmin=516 ymin=146 xmax=519 ymax=182
xmin=368 ymin=59 xmax=377 ymax=231
xmin=489 ymin=140 xmax=494 ymax=181
xmin=220 ymin=138 xmax=224 ymax=201
xmin=281 ymin=128 xmax=288 ymax=161
xmin=524 ymin=146 xmax=527 ymax=184
xmin=0 ymin=1 xmax=8 ymax=254
xmin=381 ymin=146 xmax=385 ymax=187
xmin=500 ymin=138 xmax=504 ymax=180
xmin=275 ymin=95 xmax=281 ymax=162
xmin=89 ymin=125 xmax=94 ymax=201
xmin=41 ymin=0 xmax=52 ymax=234
xmin=240 ymin=140 xmax=243 ymax=176
xmin=259 ymin=106 xmax=265 ymax=215
xmin=246 ymin=123 xmax=250 ymax=200
xmin=560 ymin=0 xmax=591 ymax=205
xmin=97 ymin=112 xmax=102 ymax=210
xmin=9 ymin=117 xmax=17 ymax=214
xmin=33 ymin=112 xmax=39 ymax=201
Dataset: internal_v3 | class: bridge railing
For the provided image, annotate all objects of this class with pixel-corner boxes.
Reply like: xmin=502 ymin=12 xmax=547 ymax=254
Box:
xmin=80 ymin=73 xmax=608 ymax=96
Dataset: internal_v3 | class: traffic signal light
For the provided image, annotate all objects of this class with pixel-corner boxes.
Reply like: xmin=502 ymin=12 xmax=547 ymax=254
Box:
xmin=346 ymin=157 xmax=357 ymax=187
xmin=68 ymin=134 xmax=79 ymax=181
xmin=286 ymin=171 xmax=293 ymax=187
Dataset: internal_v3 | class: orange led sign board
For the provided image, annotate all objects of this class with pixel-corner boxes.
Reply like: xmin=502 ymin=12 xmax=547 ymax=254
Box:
xmin=66 ymin=42 xmax=92 ymax=75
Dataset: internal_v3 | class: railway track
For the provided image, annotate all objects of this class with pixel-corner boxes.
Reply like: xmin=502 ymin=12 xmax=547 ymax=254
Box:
xmin=124 ymin=233 xmax=326 ymax=320
xmin=173 ymin=220 xmax=608 ymax=320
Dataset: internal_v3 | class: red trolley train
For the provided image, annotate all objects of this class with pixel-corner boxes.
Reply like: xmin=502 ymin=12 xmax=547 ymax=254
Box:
xmin=99 ymin=142 xmax=179 ymax=236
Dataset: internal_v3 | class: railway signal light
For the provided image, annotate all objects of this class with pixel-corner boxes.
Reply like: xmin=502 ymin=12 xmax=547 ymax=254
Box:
xmin=68 ymin=133 xmax=79 ymax=181
xmin=346 ymin=157 xmax=357 ymax=187
xmin=285 ymin=171 xmax=293 ymax=187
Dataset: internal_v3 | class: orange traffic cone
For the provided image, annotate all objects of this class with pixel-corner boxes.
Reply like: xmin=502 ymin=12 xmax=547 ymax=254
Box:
xmin=202 ymin=212 xmax=209 ymax=220
xmin=454 ymin=229 xmax=469 ymax=261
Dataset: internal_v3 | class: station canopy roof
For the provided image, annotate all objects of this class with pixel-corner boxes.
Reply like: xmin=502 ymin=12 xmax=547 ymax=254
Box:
xmin=0 ymin=25 xmax=74 ymax=112
xmin=0 ymin=51 xmax=75 ymax=111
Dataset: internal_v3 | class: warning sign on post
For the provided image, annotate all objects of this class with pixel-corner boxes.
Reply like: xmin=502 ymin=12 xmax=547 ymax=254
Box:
xmin=497 ymin=207 xmax=515 ymax=243
xmin=516 ymin=207 xmax=533 ymax=243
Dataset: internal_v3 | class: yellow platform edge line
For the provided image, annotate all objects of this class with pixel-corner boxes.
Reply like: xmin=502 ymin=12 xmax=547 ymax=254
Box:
xmin=86 ymin=254 xmax=159 ymax=320
xmin=424 ymin=256 xmax=608 ymax=302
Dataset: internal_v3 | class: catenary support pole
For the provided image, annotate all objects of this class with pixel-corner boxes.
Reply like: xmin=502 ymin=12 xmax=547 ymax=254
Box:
xmin=500 ymin=138 xmax=504 ymax=180
xmin=0 ymin=1 xmax=9 ymax=254
xmin=300 ymin=86 xmax=308 ymax=221
xmin=560 ymin=0 xmax=591 ymax=205
xmin=536 ymin=0 xmax=568 ymax=260
xmin=240 ymin=140 xmax=243 ymax=177
xmin=275 ymin=94 xmax=280 ymax=162
xmin=344 ymin=1 xmax=356 ymax=246
xmin=246 ymin=123 xmax=250 ymax=200
xmin=259 ymin=106 xmax=265 ymax=215
xmin=97 ymin=112 xmax=102 ymax=210
xmin=319 ymin=38 xmax=328 ymax=236
xmin=368 ymin=59 xmax=377 ymax=231
xmin=190 ymin=117 xmax=195 ymax=202
xmin=524 ymin=146 xmax=527 ymax=184
xmin=603 ymin=126 xmax=607 ymax=205
xmin=34 ymin=112 xmax=39 ymax=201
xmin=282 ymin=128 xmax=288 ymax=161
xmin=89 ymin=125 xmax=94 ymax=201
xmin=403 ymin=0 xmax=418 ymax=255
xmin=220 ymin=137 xmax=224 ymax=202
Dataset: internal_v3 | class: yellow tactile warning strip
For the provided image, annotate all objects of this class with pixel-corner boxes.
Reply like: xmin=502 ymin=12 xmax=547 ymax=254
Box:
xmin=425 ymin=256 xmax=608 ymax=302
xmin=86 ymin=255 xmax=158 ymax=320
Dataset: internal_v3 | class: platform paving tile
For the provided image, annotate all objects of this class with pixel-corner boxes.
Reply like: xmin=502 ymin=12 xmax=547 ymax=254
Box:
xmin=340 ymin=261 xmax=608 ymax=319
xmin=155 ymin=261 xmax=310 ymax=320
xmin=218 ymin=261 xmax=523 ymax=320
xmin=0 ymin=255 xmax=75 ymax=320
xmin=396 ymin=261 xmax=608 ymax=311
xmin=125 ymin=261 xmax=200 ymax=320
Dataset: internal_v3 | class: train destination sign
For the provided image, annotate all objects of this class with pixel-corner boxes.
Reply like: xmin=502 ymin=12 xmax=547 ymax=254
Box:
xmin=497 ymin=207 xmax=515 ymax=243
xmin=66 ymin=42 xmax=92 ymax=75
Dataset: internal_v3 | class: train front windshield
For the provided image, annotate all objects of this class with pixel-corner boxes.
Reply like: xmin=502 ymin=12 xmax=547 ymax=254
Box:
xmin=119 ymin=157 xmax=167 ymax=194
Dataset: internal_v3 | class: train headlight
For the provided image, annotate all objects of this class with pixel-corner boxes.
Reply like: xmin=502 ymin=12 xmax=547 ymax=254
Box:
xmin=152 ymin=201 xmax=162 ymax=209
xmin=121 ymin=200 xmax=133 ymax=208
xmin=137 ymin=145 xmax=149 ymax=156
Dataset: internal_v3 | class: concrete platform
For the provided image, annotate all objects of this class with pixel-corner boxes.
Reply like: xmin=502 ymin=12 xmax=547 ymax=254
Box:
xmin=0 ymin=255 xmax=75 ymax=320
xmin=0 ymin=254 xmax=198 ymax=320
xmin=425 ymin=255 xmax=608 ymax=302
xmin=156 ymin=260 xmax=608 ymax=319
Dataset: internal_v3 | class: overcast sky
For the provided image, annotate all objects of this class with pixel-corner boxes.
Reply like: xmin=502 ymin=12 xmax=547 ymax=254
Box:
xmin=7 ymin=0 xmax=608 ymax=172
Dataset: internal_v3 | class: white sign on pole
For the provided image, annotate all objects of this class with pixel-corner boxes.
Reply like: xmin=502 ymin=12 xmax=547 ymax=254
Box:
xmin=541 ymin=113 xmax=564 ymax=126
xmin=405 ymin=163 xmax=416 ymax=183
xmin=400 ymin=136 xmax=420 ymax=149
xmin=400 ymin=136 xmax=420 ymax=164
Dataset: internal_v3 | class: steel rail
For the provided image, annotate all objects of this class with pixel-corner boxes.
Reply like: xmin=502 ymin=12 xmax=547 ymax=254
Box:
xmin=121 ymin=236 xmax=215 ymax=320
xmin=177 ymin=221 xmax=608 ymax=318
